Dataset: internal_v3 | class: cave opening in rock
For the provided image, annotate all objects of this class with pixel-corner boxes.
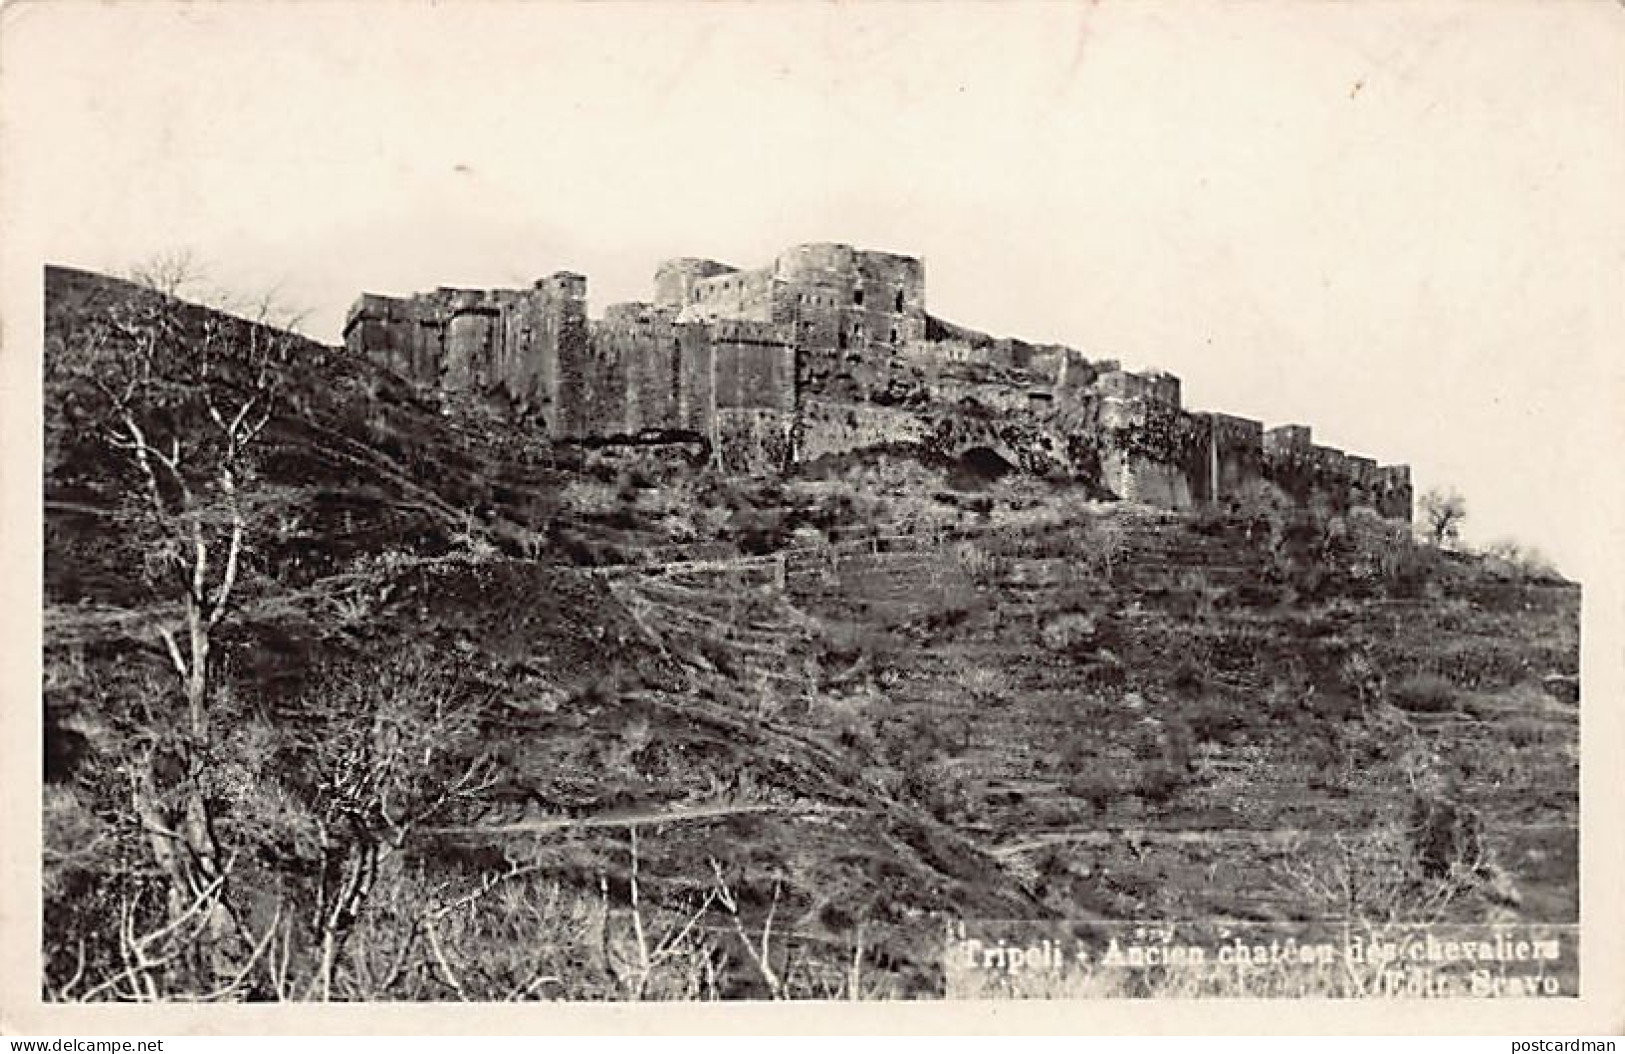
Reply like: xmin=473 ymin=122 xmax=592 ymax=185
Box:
xmin=951 ymin=445 xmax=1016 ymax=489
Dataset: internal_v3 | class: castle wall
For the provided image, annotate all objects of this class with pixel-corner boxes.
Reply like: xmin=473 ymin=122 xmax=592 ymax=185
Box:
xmin=686 ymin=266 xmax=775 ymax=323
xmin=345 ymin=273 xmax=585 ymax=426
xmin=769 ymin=244 xmax=926 ymax=394
xmin=1203 ymin=412 xmax=1266 ymax=505
xmin=529 ymin=273 xmax=587 ymax=435
xmin=543 ymin=313 xmax=796 ymax=450
xmin=412 ymin=320 xmax=445 ymax=385
xmin=582 ymin=316 xmax=682 ymax=436
xmin=676 ymin=324 xmax=716 ymax=434
xmin=1376 ymin=465 xmax=1413 ymax=522
xmin=710 ymin=320 xmax=796 ymax=411
xmin=1311 ymin=446 xmax=1357 ymax=514
xmin=603 ymin=301 xmax=674 ymax=325
xmin=855 ymin=250 xmax=927 ymax=347
xmin=346 ymin=310 xmax=413 ymax=380
xmin=1263 ymin=425 xmax=1324 ymax=507
xmin=654 ymin=258 xmax=738 ymax=310
xmin=498 ymin=278 xmax=570 ymax=418
xmin=1096 ymin=369 xmax=1182 ymax=407
xmin=1264 ymin=424 xmax=1313 ymax=459
xmin=345 ymin=243 xmax=1411 ymax=523
xmin=1104 ymin=450 xmax=1195 ymax=510
xmin=1257 ymin=423 xmax=1410 ymax=519
xmin=1344 ymin=455 xmax=1379 ymax=511
xmin=653 ymin=244 xmax=929 ymax=397
xmin=1035 ymin=347 xmax=1104 ymax=395
xmin=344 ymin=293 xmax=441 ymax=385
xmin=444 ymin=307 xmax=497 ymax=392
xmin=555 ymin=320 xmax=620 ymax=440
xmin=1096 ymin=370 xmax=1182 ymax=429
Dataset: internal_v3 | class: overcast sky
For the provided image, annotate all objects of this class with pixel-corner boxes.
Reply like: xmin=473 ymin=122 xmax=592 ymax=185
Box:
xmin=4 ymin=1 xmax=1621 ymax=579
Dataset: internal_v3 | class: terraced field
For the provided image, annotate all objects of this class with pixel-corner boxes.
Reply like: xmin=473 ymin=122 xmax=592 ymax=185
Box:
xmin=612 ymin=514 xmax=1581 ymax=930
xmin=40 ymin=266 xmax=1580 ymax=1000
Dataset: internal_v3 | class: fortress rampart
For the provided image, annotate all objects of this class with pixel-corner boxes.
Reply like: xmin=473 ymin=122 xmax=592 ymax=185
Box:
xmin=344 ymin=271 xmax=797 ymax=473
xmin=344 ymin=243 xmax=1411 ymax=521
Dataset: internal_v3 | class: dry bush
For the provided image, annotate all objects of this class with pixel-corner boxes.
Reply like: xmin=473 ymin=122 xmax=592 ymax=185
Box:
xmin=1482 ymin=539 xmax=1561 ymax=582
xmin=1338 ymin=649 xmax=1386 ymax=709
xmin=1040 ymin=611 xmax=1097 ymax=654
xmin=817 ymin=621 xmax=902 ymax=687
xmin=1502 ymin=716 xmax=1555 ymax=749
xmin=1065 ymin=771 xmax=1120 ymax=818
xmin=952 ymin=540 xmax=1008 ymax=586
xmin=1182 ymin=695 xmax=1253 ymax=746
xmin=1390 ymin=673 xmax=1458 ymax=714
xmin=961 ymin=665 xmax=1011 ymax=706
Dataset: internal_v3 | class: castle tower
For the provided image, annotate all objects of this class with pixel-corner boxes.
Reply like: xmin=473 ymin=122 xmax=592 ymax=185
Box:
xmin=768 ymin=243 xmax=926 ymax=392
xmin=654 ymin=258 xmax=738 ymax=311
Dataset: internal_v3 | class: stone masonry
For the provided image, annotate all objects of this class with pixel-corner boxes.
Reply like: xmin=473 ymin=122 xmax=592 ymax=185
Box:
xmin=344 ymin=242 xmax=1411 ymax=521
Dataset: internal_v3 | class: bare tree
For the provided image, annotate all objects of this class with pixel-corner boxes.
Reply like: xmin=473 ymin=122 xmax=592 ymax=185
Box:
xmin=1419 ymin=486 xmax=1467 ymax=548
xmin=62 ymin=864 xmax=282 ymax=1004
xmin=709 ymin=857 xmax=787 ymax=999
xmin=46 ymin=254 xmax=305 ymax=981
xmin=1483 ymin=538 xmax=1558 ymax=580
xmin=594 ymin=830 xmax=720 ymax=1000
xmin=1088 ymin=515 xmax=1127 ymax=583
xmin=284 ymin=658 xmax=502 ymax=1000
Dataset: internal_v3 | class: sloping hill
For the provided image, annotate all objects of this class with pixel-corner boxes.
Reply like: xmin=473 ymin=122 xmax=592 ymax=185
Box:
xmin=778 ymin=517 xmax=1578 ymax=925
xmin=39 ymin=266 xmax=1580 ymax=1000
xmin=40 ymin=267 xmax=1050 ymax=999
xmin=44 ymin=264 xmax=578 ymax=605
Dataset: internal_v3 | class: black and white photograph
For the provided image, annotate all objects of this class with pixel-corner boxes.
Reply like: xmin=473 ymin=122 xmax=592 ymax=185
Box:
xmin=2 ymin=0 xmax=1621 ymax=1037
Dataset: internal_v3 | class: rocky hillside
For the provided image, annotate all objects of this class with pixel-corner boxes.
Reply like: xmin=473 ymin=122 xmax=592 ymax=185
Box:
xmin=41 ymin=268 xmax=1579 ymax=1001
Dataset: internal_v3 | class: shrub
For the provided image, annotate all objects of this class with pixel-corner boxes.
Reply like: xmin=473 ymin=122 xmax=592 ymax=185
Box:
xmin=1338 ymin=649 xmax=1386 ymax=709
xmin=928 ymin=771 xmax=986 ymax=825
xmin=1303 ymin=688 xmax=1360 ymax=722
xmin=1066 ymin=772 xmax=1119 ymax=817
xmin=1541 ymin=674 xmax=1580 ymax=705
xmin=1390 ymin=674 xmax=1458 ymax=714
xmin=962 ymin=666 xmax=1011 ymax=706
xmin=917 ymin=581 xmax=981 ymax=634
xmin=1132 ymin=763 xmax=1183 ymax=806
xmin=1185 ymin=697 xmax=1250 ymax=745
xmin=879 ymin=712 xmax=949 ymax=770
xmin=1161 ymin=717 xmax=1195 ymax=773
xmin=1482 ymin=539 xmax=1562 ymax=582
xmin=1082 ymin=653 xmax=1128 ymax=689
xmin=952 ymin=541 xmax=1007 ymax=586
xmin=1503 ymin=716 xmax=1552 ymax=749
xmin=1407 ymin=790 xmax=1487 ymax=879
xmin=1040 ymin=611 xmax=1096 ymax=654
xmin=1167 ymin=658 xmax=1206 ymax=695
xmin=819 ymin=622 xmax=900 ymax=675
xmin=560 ymin=479 xmax=622 ymax=517
xmin=834 ymin=721 xmax=877 ymax=759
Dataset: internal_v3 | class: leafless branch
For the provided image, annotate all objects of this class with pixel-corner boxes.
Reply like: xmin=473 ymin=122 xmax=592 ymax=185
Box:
xmin=709 ymin=858 xmax=785 ymax=999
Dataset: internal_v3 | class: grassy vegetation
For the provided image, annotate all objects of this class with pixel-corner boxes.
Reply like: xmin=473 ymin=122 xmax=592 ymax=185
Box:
xmin=41 ymin=268 xmax=1579 ymax=1000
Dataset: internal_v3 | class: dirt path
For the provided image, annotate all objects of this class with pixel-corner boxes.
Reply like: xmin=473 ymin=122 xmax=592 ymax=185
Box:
xmin=989 ymin=821 xmax=1579 ymax=858
xmin=989 ymin=828 xmax=1309 ymax=857
xmin=423 ymin=800 xmax=852 ymax=837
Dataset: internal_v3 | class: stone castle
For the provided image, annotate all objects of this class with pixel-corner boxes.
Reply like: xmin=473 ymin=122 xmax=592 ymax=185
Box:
xmin=344 ymin=242 xmax=1412 ymax=521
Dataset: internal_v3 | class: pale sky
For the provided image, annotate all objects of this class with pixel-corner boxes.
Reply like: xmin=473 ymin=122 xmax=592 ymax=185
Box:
xmin=4 ymin=1 xmax=1621 ymax=579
